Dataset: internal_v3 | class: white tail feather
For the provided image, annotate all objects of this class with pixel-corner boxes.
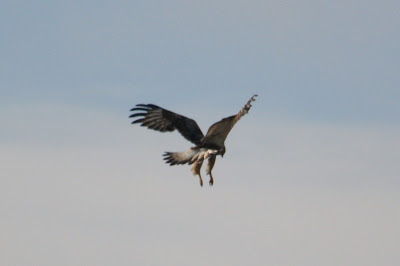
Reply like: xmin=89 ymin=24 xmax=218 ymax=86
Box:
xmin=163 ymin=148 xmax=218 ymax=166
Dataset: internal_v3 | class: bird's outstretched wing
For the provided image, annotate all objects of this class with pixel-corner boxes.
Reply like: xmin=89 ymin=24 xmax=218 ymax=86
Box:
xmin=202 ymin=94 xmax=258 ymax=146
xmin=130 ymin=104 xmax=204 ymax=145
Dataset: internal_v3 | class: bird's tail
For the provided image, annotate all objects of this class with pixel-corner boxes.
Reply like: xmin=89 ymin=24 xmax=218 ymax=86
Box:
xmin=163 ymin=148 xmax=207 ymax=166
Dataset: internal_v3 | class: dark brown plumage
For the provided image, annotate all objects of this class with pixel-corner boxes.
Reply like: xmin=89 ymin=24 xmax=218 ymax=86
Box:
xmin=129 ymin=94 xmax=257 ymax=186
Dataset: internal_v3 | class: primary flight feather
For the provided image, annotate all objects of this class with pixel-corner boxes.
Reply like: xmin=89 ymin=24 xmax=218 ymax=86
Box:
xmin=129 ymin=94 xmax=257 ymax=186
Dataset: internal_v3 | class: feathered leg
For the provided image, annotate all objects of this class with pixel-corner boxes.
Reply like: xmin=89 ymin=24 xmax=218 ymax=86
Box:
xmin=206 ymin=155 xmax=216 ymax=186
xmin=191 ymin=159 xmax=204 ymax=187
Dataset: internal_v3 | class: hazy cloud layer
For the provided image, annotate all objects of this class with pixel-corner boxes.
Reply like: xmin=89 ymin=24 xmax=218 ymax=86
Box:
xmin=1 ymin=103 xmax=399 ymax=265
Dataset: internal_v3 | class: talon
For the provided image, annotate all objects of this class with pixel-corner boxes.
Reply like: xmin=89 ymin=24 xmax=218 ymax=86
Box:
xmin=199 ymin=178 xmax=203 ymax=187
xmin=209 ymin=178 xmax=213 ymax=186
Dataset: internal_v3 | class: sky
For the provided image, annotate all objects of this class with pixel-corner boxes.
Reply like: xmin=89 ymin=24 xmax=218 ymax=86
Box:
xmin=1 ymin=0 xmax=400 ymax=265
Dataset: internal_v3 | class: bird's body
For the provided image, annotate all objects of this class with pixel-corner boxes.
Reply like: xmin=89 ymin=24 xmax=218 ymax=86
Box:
xmin=129 ymin=94 xmax=257 ymax=186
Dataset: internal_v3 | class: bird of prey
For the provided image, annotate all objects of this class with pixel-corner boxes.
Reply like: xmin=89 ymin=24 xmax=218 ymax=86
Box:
xmin=129 ymin=94 xmax=257 ymax=186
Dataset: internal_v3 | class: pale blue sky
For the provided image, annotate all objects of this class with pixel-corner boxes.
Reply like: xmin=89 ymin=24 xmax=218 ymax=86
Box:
xmin=1 ymin=1 xmax=400 ymax=265
xmin=1 ymin=0 xmax=399 ymax=123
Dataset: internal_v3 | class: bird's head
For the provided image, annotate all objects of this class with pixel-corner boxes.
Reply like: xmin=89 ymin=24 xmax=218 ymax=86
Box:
xmin=219 ymin=147 xmax=226 ymax=158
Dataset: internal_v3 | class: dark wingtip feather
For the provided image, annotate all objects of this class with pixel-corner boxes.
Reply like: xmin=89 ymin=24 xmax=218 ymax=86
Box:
xmin=132 ymin=118 xmax=145 ymax=124
xmin=129 ymin=113 xmax=146 ymax=118
xmin=146 ymin=104 xmax=159 ymax=109
xmin=136 ymin=104 xmax=159 ymax=109
xmin=130 ymin=107 xmax=151 ymax=112
xmin=130 ymin=104 xmax=150 ymax=111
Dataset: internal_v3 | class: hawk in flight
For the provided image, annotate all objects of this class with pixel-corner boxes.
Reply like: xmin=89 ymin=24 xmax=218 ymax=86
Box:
xmin=129 ymin=94 xmax=257 ymax=186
